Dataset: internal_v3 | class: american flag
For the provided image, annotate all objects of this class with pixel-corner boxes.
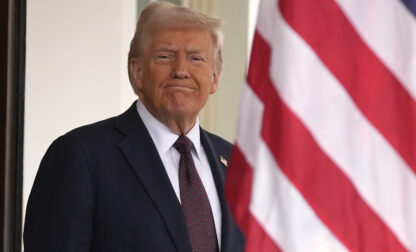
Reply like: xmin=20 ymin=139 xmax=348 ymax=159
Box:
xmin=225 ymin=0 xmax=416 ymax=251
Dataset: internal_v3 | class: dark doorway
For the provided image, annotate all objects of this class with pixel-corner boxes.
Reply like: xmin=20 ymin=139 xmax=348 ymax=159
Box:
xmin=0 ymin=0 xmax=26 ymax=251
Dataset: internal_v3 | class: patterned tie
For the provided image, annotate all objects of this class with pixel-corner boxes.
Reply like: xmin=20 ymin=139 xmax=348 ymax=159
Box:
xmin=173 ymin=135 xmax=219 ymax=252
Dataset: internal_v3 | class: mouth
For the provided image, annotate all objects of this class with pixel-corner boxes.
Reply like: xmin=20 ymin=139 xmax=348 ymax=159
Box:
xmin=165 ymin=84 xmax=196 ymax=90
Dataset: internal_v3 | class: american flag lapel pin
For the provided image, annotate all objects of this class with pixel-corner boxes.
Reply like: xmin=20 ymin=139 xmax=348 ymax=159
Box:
xmin=220 ymin=155 xmax=228 ymax=167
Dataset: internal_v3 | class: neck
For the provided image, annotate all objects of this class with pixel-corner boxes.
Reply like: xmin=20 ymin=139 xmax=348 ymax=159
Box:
xmin=165 ymin=118 xmax=196 ymax=136
xmin=140 ymin=100 xmax=197 ymax=135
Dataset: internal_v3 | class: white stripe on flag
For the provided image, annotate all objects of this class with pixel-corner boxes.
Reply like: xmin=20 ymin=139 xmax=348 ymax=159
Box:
xmin=236 ymin=84 xmax=348 ymax=252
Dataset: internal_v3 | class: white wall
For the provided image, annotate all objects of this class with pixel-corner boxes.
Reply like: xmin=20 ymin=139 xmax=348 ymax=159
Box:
xmin=23 ymin=0 xmax=137 ymax=223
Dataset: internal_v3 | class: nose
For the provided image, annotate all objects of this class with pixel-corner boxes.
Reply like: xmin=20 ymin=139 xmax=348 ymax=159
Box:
xmin=172 ymin=55 xmax=190 ymax=79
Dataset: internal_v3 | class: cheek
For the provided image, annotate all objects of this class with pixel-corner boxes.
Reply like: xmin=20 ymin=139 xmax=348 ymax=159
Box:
xmin=149 ymin=66 xmax=172 ymax=85
xmin=142 ymin=69 xmax=163 ymax=92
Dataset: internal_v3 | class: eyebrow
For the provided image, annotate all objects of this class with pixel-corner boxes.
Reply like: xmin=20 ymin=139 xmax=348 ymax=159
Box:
xmin=153 ymin=47 xmax=177 ymax=54
xmin=152 ymin=47 xmax=206 ymax=56
xmin=186 ymin=49 xmax=205 ymax=55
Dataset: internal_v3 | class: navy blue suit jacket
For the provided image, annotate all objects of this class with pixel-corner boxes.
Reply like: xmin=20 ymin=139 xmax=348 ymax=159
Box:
xmin=24 ymin=102 xmax=244 ymax=252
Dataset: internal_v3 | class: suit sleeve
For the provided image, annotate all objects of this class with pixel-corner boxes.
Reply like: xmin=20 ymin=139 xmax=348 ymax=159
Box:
xmin=24 ymin=134 xmax=94 ymax=252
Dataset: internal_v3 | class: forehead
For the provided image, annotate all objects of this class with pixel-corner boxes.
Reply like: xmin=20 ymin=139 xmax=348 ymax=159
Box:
xmin=148 ymin=28 xmax=214 ymax=52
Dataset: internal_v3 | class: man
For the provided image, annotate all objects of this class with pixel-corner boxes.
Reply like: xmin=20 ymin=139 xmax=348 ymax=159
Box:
xmin=24 ymin=2 xmax=244 ymax=252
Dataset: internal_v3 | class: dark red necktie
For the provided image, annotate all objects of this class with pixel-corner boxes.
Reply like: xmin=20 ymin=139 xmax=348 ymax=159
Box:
xmin=173 ymin=135 xmax=218 ymax=252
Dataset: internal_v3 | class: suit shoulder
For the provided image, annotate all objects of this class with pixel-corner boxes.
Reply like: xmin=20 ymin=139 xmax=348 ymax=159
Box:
xmin=40 ymin=117 xmax=123 ymax=164
xmin=205 ymin=131 xmax=232 ymax=147
xmin=47 ymin=103 xmax=140 ymax=158
xmin=61 ymin=103 xmax=137 ymax=144
xmin=202 ymin=129 xmax=233 ymax=156
xmin=66 ymin=116 xmax=119 ymax=140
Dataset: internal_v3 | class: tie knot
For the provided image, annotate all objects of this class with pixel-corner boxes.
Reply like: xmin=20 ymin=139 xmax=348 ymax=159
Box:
xmin=173 ymin=135 xmax=192 ymax=154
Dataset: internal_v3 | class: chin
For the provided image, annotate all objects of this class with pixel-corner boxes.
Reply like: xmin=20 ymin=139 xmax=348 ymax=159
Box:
xmin=168 ymin=105 xmax=191 ymax=115
xmin=166 ymin=104 xmax=196 ymax=118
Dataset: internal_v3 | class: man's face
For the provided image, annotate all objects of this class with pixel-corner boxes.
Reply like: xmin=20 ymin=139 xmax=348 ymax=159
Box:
xmin=131 ymin=28 xmax=220 ymax=129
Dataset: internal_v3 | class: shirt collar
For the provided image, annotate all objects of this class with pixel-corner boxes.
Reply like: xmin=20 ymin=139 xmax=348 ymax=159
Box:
xmin=136 ymin=100 xmax=202 ymax=159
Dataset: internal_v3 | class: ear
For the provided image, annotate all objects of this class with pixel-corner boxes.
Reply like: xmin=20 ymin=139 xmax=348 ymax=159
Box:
xmin=129 ymin=57 xmax=143 ymax=91
xmin=210 ymin=71 xmax=220 ymax=94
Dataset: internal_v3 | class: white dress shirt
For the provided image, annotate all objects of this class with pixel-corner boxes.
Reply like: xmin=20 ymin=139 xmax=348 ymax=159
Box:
xmin=136 ymin=100 xmax=222 ymax=246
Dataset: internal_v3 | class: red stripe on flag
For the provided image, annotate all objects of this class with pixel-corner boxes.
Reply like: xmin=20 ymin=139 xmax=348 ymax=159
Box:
xmin=279 ymin=0 xmax=416 ymax=174
xmin=226 ymin=146 xmax=282 ymax=252
xmin=245 ymin=213 xmax=282 ymax=252
xmin=248 ymin=30 xmax=407 ymax=252
xmin=226 ymin=146 xmax=253 ymax=228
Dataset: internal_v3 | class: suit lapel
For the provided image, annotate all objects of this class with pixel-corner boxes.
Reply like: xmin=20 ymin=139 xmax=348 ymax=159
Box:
xmin=115 ymin=103 xmax=192 ymax=252
xmin=200 ymin=129 xmax=240 ymax=252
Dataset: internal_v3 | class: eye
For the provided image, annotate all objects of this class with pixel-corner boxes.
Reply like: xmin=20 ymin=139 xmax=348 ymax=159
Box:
xmin=154 ymin=53 xmax=174 ymax=63
xmin=156 ymin=54 xmax=171 ymax=60
xmin=189 ymin=55 xmax=205 ymax=63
